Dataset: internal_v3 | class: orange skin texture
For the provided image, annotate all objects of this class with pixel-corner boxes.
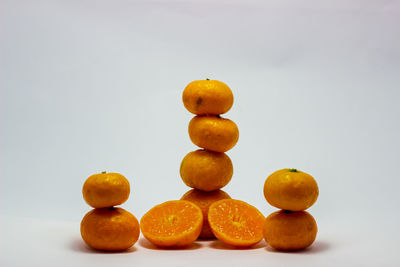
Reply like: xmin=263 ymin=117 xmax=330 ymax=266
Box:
xmin=82 ymin=172 xmax=130 ymax=208
xmin=263 ymin=169 xmax=319 ymax=211
xmin=208 ymin=199 xmax=265 ymax=247
xmin=181 ymin=189 xmax=231 ymax=238
xmin=80 ymin=207 xmax=140 ymax=251
xmin=180 ymin=150 xmax=233 ymax=192
xmin=188 ymin=116 xmax=239 ymax=152
xmin=182 ymin=80 xmax=234 ymax=115
xmin=140 ymin=200 xmax=203 ymax=248
xmin=263 ymin=210 xmax=317 ymax=251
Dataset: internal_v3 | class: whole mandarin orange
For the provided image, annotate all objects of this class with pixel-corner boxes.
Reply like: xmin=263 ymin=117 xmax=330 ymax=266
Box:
xmin=140 ymin=200 xmax=203 ymax=248
xmin=181 ymin=189 xmax=231 ymax=238
xmin=180 ymin=150 xmax=233 ymax=192
xmin=188 ymin=115 xmax=239 ymax=152
xmin=182 ymin=79 xmax=234 ymax=115
xmin=263 ymin=210 xmax=317 ymax=251
xmin=263 ymin=169 xmax=318 ymax=211
xmin=82 ymin=172 xmax=130 ymax=208
xmin=81 ymin=207 xmax=140 ymax=251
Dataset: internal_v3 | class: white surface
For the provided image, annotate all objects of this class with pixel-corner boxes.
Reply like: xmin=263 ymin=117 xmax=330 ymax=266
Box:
xmin=2 ymin=215 xmax=398 ymax=267
xmin=1 ymin=0 xmax=400 ymax=266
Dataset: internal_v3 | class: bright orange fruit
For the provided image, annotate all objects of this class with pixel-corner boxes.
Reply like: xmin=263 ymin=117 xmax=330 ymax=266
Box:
xmin=263 ymin=168 xmax=319 ymax=211
xmin=82 ymin=172 xmax=130 ymax=208
xmin=182 ymin=79 xmax=234 ymax=115
xmin=263 ymin=210 xmax=317 ymax=251
xmin=188 ymin=115 xmax=239 ymax=152
xmin=208 ymin=199 xmax=265 ymax=247
xmin=140 ymin=200 xmax=203 ymax=248
xmin=80 ymin=207 xmax=140 ymax=251
xmin=180 ymin=150 xmax=233 ymax=192
xmin=181 ymin=189 xmax=231 ymax=238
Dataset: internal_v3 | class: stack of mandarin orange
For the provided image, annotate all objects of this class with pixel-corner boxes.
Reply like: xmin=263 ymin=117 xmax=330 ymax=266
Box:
xmin=139 ymin=79 xmax=266 ymax=248
xmin=179 ymin=79 xmax=238 ymax=239
xmin=263 ymin=169 xmax=319 ymax=251
xmin=179 ymin=79 xmax=266 ymax=247
xmin=80 ymin=172 xmax=140 ymax=251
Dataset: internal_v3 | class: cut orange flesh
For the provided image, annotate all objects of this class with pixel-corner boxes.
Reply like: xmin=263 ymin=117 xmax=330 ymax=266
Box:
xmin=208 ymin=199 xmax=265 ymax=247
xmin=140 ymin=200 xmax=203 ymax=248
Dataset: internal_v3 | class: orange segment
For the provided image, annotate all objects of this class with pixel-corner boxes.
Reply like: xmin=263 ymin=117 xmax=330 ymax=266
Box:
xmin=208 ymin=199 xmax=265 ymax=247
xmin=140 ymin=200 xmax=203 ymax=248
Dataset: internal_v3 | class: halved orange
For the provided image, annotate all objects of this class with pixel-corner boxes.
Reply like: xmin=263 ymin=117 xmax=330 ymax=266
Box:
xmin=140 ymin=200 xmax=203 ymax=248
xmin=208 ymin=199 xmax=265 ymax=247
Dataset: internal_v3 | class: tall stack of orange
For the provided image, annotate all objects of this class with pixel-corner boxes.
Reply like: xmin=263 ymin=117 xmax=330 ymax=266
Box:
xmin=263 ymin=168 xmax=319 ymax=251
xmin=180 ymin=79 xmax=239 ymax=238
xmin=80 ymin=172 xmax=140 ymax=251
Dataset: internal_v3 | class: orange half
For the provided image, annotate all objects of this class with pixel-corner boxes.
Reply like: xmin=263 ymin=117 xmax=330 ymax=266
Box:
xmin=140 ymin=200 xmax=203 ymax=248
xmin=208 ymin=199 xmax=265 ymax=247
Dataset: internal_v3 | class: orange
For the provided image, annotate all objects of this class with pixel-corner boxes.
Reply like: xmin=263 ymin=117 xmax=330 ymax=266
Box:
xmin=208 ymin=199 xmax=265 ymax=247
xmin=182 ymin=79 xmax=234 ymax=115
xmin=263 ymin=210 xmax=317 ymax=251
xmin=82 ymin=172 xmax=130 ymax=208
xmin=140 ymin=200 xmax=203 ymax=248
xmin=188 ymin=115 xmax=239 ymax=152
xmin=181 ymin=189 xmax=231 ymax=238
xmin=263 ymin=169 xmax=318 ymax=211
xmin=180 ymin=150 xmax=233 ymax=192
xmin=80 ymin=207 xmax=140 ymax=251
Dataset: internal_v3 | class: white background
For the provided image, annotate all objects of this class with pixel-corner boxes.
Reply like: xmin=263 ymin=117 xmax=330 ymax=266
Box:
xmin=1 ymin=0 xmax=400 ymax=266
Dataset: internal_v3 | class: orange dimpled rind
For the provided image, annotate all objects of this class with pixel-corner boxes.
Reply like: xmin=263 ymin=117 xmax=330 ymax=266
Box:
xmin=82 ymin=172 xmax=130 ymax=208
xmin=140 ymin=200 xmax=203 ymax=248
xmin=263 ymin=168 xmax=319 ymax=211
xmin=80 ymin=207 xmax=140 ymax=251
xmin=263 ymin=210 xmax=317 ymax=251
xmin=208 ymin=199 xmax=265 ymax=247
xmin=180 ymin=150 xmax=233 ymax=192
xmin=182 ymin=79 xmax=234 ymax=115
xmin=188 ymin=115 xmax=239 ymax=152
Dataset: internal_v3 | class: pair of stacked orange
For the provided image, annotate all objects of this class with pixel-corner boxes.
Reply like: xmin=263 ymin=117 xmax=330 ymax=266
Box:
xmin=263 ymin=169 xmax=319 ymax=251
xmin=80 ymin=172 xmax=140 ymax=251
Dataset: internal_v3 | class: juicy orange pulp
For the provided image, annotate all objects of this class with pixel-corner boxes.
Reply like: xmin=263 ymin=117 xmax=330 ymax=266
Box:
xmin=140 ymin=200 xmax=203 ymax=248
xmin=208 ymin=199 xmax=265 ymax=247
